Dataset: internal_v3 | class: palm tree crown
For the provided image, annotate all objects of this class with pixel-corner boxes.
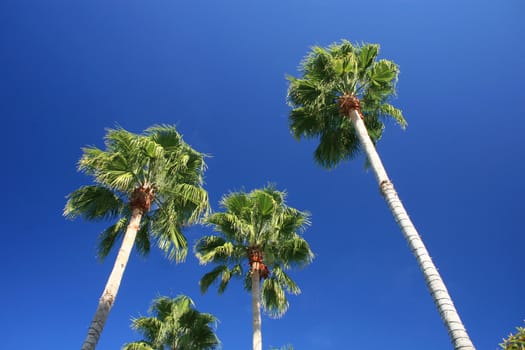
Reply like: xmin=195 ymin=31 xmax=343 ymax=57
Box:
xmin=64 ymin=124 xmax=209 ymax=261
xmin=287 ymin=40 xmax=406 ymax=168
xmin=195 ymin=186 xmax=314 ymax=317
xmin=123 ymin=295 xmax=220 ymax=350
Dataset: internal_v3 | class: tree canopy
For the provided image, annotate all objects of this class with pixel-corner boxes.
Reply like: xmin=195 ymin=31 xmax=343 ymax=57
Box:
xmin=64 ymin=125 xmax=209 ymax=262
xmin=195 ymin=186 xmax=314 ymax=317
xmin=287 ymin=40 xmax=406 ymax=168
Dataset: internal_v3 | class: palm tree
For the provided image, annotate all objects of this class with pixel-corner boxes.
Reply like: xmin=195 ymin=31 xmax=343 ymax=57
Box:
xmin=122 ymin=295 xmax=220 ymax=350
xmin=64 ymin=125 xmax=209 ymax=350
xmin=195 ymin=186 xmax=314 ymax=350
xmin=287 ymin=40 xmax=475 ymax=350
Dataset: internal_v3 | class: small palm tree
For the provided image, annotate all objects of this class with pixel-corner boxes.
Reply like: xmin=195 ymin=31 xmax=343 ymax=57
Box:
xmin=287 ymin=40 xmax=475 ymax=349
xmin=64 ymin=125 xmax=209 ymax=350
xmin=122 ymin=295 xmax=220 ymax=350
xmin=195 ymin=186 xmax=314 ymax=350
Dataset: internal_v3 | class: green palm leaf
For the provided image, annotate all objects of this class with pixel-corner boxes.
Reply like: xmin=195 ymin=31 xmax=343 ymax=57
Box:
xmin=64 ymin=185 xmax=123 ymax=221
xmin=97 ymin=216 xmax=128 ymax=260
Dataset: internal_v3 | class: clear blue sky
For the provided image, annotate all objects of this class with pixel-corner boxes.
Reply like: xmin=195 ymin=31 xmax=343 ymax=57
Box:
xmin=1 ymin=0 xmax=524 ymax=349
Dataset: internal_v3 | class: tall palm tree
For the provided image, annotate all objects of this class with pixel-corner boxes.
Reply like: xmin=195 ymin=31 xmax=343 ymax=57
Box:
xmin=287 ymin=40 xmax=475 ymax=350
xmin=122 ymin=295 xmax=220 ymax=350
xmin=195 ymin=186 xmax=314 ymax=350
xmin=64 ymin=125 xmax=209 ymax=350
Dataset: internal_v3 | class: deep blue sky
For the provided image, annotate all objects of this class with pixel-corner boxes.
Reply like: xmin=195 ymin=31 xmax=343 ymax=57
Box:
xmin=1 ymin=0 xmax=524 ymax=349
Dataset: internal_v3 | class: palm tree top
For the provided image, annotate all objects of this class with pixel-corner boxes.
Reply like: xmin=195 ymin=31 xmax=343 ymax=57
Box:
xmin=123 ymin=295 xmax=220 ymax=350
xmin=64 ymin=124 xmax=209 ymax=262
xmin=287 ymin=40 xmax=407 ymax=169
xmin=77 ymin=124 xmax=207 ymax=196
xmin=203 ymin=186 xmax=311 ymax=261
xmin=195 ymin=185 xmax=314 ymax=318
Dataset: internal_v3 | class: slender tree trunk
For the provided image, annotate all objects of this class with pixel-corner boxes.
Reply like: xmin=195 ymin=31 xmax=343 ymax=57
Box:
xmin=251 ymin=270 xmax=263 ymax=350
xmin=81 ymin=208 xmax=143 ymax=350
xmin=349 ymin=110 xmax=475 ymax=350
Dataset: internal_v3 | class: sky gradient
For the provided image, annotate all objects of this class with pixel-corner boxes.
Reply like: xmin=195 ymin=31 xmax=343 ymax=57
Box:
xmin=1 ymin=0 xmax=524 ymax=349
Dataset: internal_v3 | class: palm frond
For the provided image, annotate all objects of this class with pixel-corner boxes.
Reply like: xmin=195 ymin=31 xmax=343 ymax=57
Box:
xmin=64 ymin=185 xmax=124 ymax=221
xmin=131 ymin=317 xmax=163 ymax=344
xmin=145 ymin=124 xmax=183 ymax=152
xmin=125 ymin=295 xmax=220 ymax=350
xmin=96 ymin=217 xmax=128 ymax=260
xmin=277 ymin=236 xmax=314 ymax=269
xmin=205 ymin=212 xmax=252 ymax=243
xmin=194 ymin=236 xmax=228 ymax=263
xmin=134 ymin=215 xmax=151 ymax=257
xmin=199 ymin=264 xmax=243 ymax=295
xmin=272 ymin=266 xmax=301 ymax=295
xmin=379 ymin=103 xmax=407 ymax=128
xmin=195 ymin=236 xmax=240 ymax=265
xmin=169 ymin=183 xmax=210 ymax=222
xmin=218 ymin=264 xmax=242 ymax=294
xmin=199 ymin=265 xmax=228 ymax=294
xmin=261 ymin=277 xmax=289 ymax=318
xmin=150 ymin=206 xmax=187 ymax=262
xmin=314 ymin=124 xmax=361 ymax=169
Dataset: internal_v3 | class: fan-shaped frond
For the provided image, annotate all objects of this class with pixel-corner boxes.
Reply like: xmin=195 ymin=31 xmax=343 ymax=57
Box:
xmin=272 ymin=266 xmax=301 ymax=295
xmin=134 ymin=215 xmax=151 ymax=257
xmin=277 ymin=236 xmax=315 ymax=269
xmin=261 ymin=277 xmax=289 ymax=318
xmin=125 ymin=295 xmax=220 ymax=350
xmin=169 ymin=183 xmax=210 ymax=222
xmin=199 ymin=264 xmax=243 ymax=294
xmin=199 ymin=265 xmax=228 ymax=294
xmin=96 ymin=217 xmax=128 ymax=260
xmin=379 ymin=103 xmax=407 ymax=128
xmin=218 ymin=264 xmax=242 ymax=294
xmin=150 ymin=206 xmax=187 ymax=262
xmin=195 ymin=236 xmax=228 ymax=263
xmin=313 ymin=123 xmax=361 ymax=168
xmin=251 ymin=190 xmax=278 ymax=218
xmin=131 ymin=317 xmax=163 ymax=346
xmin=205 ymin=212 xmax=252 ymax=243
xmin=195 ymin=237 xmax=241 ymax=265
xmin=220 ymin=191 xmax=250 ymax=216
xmin=145 ymin=124 xmax=183 ymax=152
xmin=64 ymin=185 xmax=124 ymax=221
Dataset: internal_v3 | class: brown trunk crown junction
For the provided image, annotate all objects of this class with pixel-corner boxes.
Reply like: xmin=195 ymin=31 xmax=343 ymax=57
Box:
xmin=338 ymin=94 xmax=363 ymax=119
xmin=247 ymin=247 xmax=269 ymax=280
xmin=130 ymin=185 xmax=155 ymax=214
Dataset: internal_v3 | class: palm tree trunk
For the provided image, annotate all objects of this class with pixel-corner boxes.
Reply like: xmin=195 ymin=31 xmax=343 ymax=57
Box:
xmin=81 ymin=208 xmax=143 ymax=350
xmin=251 ymin=270 xmax=263 ymax=350
xmin=349 ymin=110 xmax=475 ymax=350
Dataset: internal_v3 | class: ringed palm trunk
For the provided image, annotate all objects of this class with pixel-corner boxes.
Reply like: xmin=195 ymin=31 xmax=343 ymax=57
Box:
xmin=81 ymin=208 xmax=143 ymax=350
xmin=251 ymin=269 xmax=263 ymax=350
xmin=349 ymin=110 xmax=475 ymax=350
